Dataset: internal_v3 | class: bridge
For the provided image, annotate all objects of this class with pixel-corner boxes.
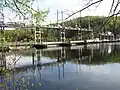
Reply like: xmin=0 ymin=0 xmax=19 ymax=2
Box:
xmin=0 ymin=16 xmax=118 ymax=50
xmin=0 ymin=21 xmax=95 ymax=49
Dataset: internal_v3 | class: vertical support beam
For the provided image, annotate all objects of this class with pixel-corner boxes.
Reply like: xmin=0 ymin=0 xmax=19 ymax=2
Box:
xmin=61 ymin=28 xmax=66 ymax=42
xmin=78 ymin=26 xmax=81 ymax=40
xmin=34 ymin=27 xmax=36 ymax=44
xmin=39 ymin=28 xmax=42 ymax=44
xmin=88 ymin=16 xmax=93 ymax=40
xmin=78 ymin=12 xmax=82 ymax=40
xmin=61 ymin=11 xmax=66 ymax=43
xmin=57 ymin=10 xmax=60 ymax=41
xmin=35 ymin=27 xmax=42 ymax=44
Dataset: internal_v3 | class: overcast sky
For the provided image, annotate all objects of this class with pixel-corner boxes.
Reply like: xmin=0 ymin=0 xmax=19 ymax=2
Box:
xmin=2 ymin=0 xmax=113 ymax=24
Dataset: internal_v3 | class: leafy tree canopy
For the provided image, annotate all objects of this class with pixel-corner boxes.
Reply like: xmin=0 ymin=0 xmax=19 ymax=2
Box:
xmin=0 ymin=0 xmax=49 ymax=25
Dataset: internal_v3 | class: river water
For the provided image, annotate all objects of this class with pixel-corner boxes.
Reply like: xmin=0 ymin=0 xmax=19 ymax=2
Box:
xmin=1 ymin=43 xmax=120 ymax=90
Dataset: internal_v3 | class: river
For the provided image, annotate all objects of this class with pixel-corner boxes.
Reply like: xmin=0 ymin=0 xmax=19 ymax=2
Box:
xmin=1 ymin=43 xmax=120 ymax=90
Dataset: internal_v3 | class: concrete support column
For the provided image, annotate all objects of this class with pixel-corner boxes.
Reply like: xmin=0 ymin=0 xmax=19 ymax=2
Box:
xmin=35 ymin=27 xmax=42 ymax=44
xmin=78 ymin=26 xmax=82 ymax=40
xmin=60 ymin=28 xmax=66 ymax=43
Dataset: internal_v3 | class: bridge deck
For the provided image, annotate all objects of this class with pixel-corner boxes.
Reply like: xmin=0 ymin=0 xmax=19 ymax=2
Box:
xmin=1 ymin=24 xmax=93 ymax=31
xmin=3 ymin=39 xmax=120 ymax=47
xmin=39 ymin=26 xmax=93 ymax=31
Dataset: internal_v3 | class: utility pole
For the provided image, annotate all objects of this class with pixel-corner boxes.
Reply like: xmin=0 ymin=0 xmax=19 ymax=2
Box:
xmin=57 ymin=10 xmax=59 ymax=25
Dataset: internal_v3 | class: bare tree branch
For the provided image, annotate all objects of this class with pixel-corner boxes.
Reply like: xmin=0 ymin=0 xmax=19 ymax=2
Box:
xmin=93 ymin=10 xmax=120 ymax=35
xmin=65 ymin=0 xmax=103 ymax=20
xmin=16 ymin=0 xmax=39 ymax=13
xmin=108 ymin=0 xmax=115 ymax=15
xmin=113 ymin=0 xmax=120 ymax=14
xmin=12 ymin=0 xmax=25 ymax=17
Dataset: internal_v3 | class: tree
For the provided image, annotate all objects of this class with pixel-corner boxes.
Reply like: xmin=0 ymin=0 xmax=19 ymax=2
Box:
xmin=0 ymin=0 xmax=49 ymax=25
xmin=32 ymin=8 xmax=49 ymax=26
xmin=65 ymin=0 xmax=120 ymax=31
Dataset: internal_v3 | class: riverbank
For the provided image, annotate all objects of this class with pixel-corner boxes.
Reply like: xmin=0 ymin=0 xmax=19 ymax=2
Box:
xmin=1 ymin=39 xmax=120 ymax=51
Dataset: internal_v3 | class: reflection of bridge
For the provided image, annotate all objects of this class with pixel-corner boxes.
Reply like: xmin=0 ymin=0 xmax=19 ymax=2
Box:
xmin=0 ymin=43 xmax=115 ymax=82
xmin=9 ymin=46 xmax=99 ymax=81
xmin=14 ymin=46 xmax=90 ymax=69
xmin=0 ymin=43 xmax=113 ymax=69
xmin=14 ymin=43 xmax=113 ymax=69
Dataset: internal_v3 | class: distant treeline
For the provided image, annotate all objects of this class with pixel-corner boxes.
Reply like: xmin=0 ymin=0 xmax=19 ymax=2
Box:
xmin=62 ymin=16 xmax=120 ymax=38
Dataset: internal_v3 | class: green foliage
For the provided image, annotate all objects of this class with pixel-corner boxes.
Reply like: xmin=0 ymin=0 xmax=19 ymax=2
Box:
xmin=63 ymin=16 xmax=120 ymax=39
xmin=32 ymin=8 xmax=49 ymax=25
xmin=0 ymin=0 xmax=49 ymax=26
xmin=0 ymin=0 xmax=32 ymax=15
xmin=0 ymin=69 xmax=10 ymax=76
xmin=3 ymin=29 xmax=34 ymax=42
xmin=0 ymin=28 xmax=58 ymax=42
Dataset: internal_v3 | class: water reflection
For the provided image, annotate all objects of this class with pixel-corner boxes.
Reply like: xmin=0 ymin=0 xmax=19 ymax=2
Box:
xmin=1 ymin=43 xmax=120 ymax=90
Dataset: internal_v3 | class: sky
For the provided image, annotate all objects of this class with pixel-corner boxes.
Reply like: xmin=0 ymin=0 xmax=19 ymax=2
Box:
xmin=1 ymin=0 xmax=113 ymax=24
xmin=32 ymin=0 xmax=113 ymax=24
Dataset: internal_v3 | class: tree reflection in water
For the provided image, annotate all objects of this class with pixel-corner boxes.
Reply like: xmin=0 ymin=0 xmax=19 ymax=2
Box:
xmin=1 ymin=43 xmax=120 ymax=89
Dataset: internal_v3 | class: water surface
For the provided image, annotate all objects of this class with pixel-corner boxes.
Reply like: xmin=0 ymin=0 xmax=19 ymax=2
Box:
xmin=1 ymin=43 xmax=120 ymax=90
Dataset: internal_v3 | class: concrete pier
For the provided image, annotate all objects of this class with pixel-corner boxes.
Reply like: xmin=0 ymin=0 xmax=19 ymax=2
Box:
xmin=32 ymin=44 xmax=47 ymax=49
